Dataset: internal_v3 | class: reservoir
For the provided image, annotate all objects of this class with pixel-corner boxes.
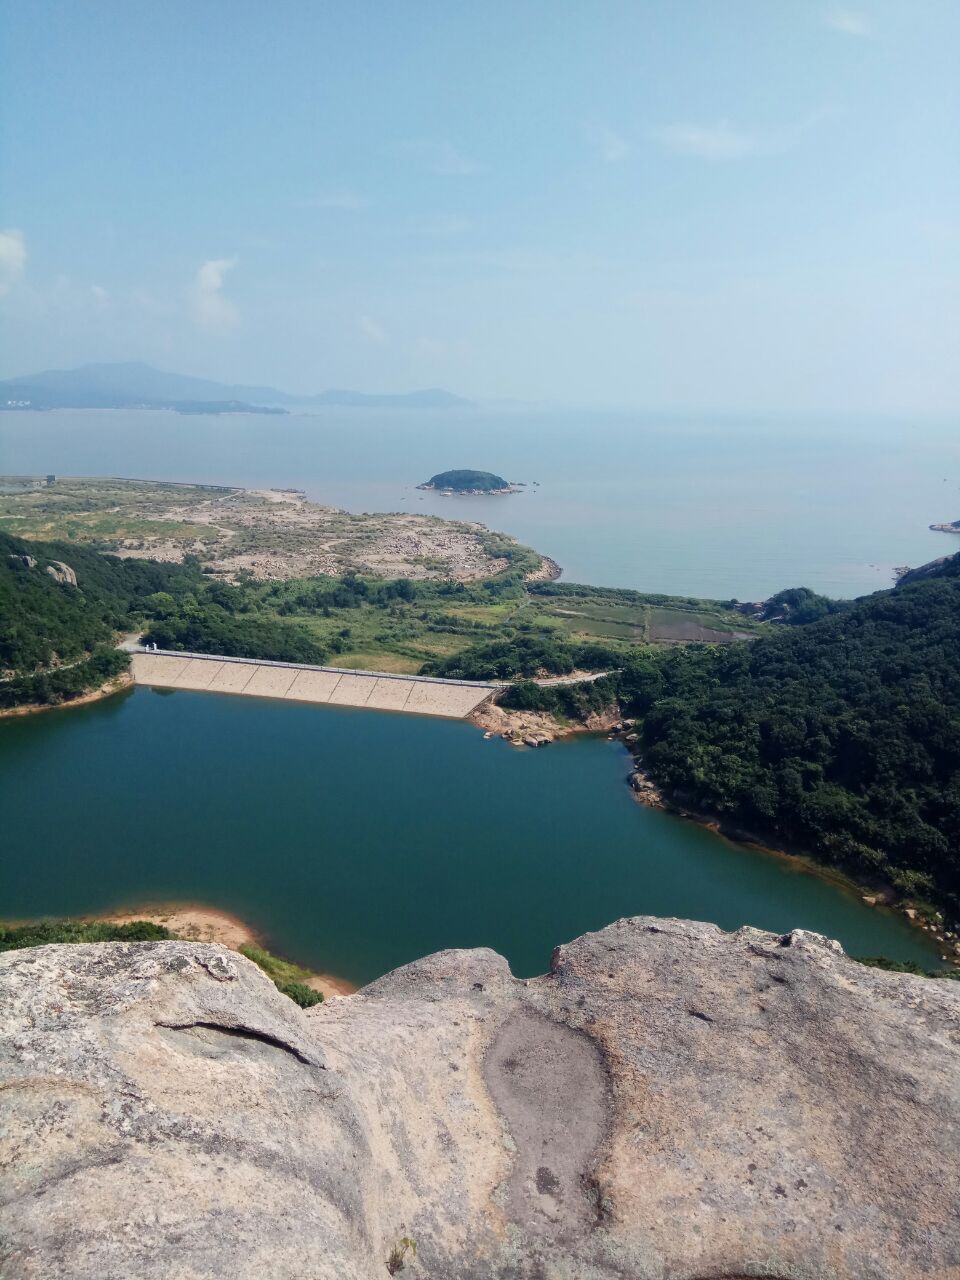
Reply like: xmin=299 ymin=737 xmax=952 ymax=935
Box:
xmin=0 ymin=687 xmax=940 ymax=982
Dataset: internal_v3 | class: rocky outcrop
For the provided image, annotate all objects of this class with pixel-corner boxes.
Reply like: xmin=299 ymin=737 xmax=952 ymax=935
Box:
xmin=895 ymin=554 xmax=957 ymax=585
xmin=2 ymin=918 xmax=959 ymax=1279
xmin=44 ymin=559 xmax=78 ymax=586
xmin=628 ymin=766 xmax=665 ymax=807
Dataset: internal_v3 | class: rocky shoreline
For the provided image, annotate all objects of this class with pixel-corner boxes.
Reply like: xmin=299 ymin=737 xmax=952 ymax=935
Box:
xmin=418 ymin=483 xmax=522 ymax=496
xmin=469 ymin=690 xmax=960 ymax=966
xmin=624 ymin=758 xmax=960 ymax=965
xmin=469 ymin=698 xmax=621 ymax=747
xmin=523 ymin=553 xmax=561 ymax=582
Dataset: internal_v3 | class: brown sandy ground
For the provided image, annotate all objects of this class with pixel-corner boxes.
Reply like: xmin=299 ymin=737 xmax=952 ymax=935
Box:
xmin=0 ymin=477 xmax=546 ymax=583
xmin=99 ymin=904 xmax=358 ymax=999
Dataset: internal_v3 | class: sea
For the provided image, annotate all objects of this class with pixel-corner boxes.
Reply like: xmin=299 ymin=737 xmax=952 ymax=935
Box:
xmin=1 ymin=406 xmax=957 ymax=598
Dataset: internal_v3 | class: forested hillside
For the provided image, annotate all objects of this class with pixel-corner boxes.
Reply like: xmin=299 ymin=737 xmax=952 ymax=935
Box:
xmin=0 ymin=531 xmax=203 ymax=707
xmin=507 ymin=556 xmax=960 ymax=919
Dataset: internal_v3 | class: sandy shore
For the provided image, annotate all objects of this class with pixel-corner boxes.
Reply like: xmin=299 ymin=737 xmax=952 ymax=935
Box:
xmin=95 ymin=903 xmax=359 ymax=999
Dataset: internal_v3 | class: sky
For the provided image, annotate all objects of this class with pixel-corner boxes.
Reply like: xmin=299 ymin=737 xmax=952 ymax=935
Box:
xmin=0 ymin=0 xmax=958 ymax=411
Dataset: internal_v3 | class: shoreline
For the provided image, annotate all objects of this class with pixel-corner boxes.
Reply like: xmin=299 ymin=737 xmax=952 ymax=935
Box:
xmin=469 ymin=697 xmax=620 ymax=745
xmin=625 ymin=763 xmax=960 ymax=966
xmin=0 ymin=672 xmax=133 ymax=720
xmin=524 ymin=554 xmax=562 ymax=583
xmin=5 ymin=902 xmax=359 ymax=999
xmin=470 ymin=700 xmax=958 ymax=962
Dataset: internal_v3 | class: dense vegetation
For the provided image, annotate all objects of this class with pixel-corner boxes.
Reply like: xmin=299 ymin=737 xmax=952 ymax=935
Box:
xmin=423 ymin=469 xmax=509 ymax=491
xmin=239 ymin=944 xmax=324 ymax=1007
xmin=0 ymin=530 xmax=208 ymax=707
xmin=144 ymin=606 xmax=330 ymax=664
xmin=1 ymin=530 xmax=202 ymax=671
xmin=857 ymin=955 xmax=959 ymax=979
xmin=508 ymin=558 xmax=960 ymax=921
xmin=422 ymin=634 xmax=619 ymax=680
xmin=750 ymin=586 xmax=851 ymax=625
xmin=0 ymin=919 xmax=172 ymax=949
xmin=0 ymin=646 xmax=131 ymax=710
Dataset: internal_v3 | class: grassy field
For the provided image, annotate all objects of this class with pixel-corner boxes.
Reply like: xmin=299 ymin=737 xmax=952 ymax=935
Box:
xmin=238 ymin=573 xmax=765 ymax=672
xmin=0 ymin=511 xmax=220 ymax=544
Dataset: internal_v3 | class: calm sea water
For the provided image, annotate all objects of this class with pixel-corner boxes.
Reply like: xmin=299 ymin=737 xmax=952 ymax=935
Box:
xmin=0 ymin=688 xmax=941 ymax=980
xmin=1 ymin=407 xmax=957 ymax=598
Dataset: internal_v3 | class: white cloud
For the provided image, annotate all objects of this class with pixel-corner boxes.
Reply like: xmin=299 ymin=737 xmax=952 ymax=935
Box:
xmin=587 ymin=125 xmax=630 ymax=164
xmin=192 ymin=257 xmax=239 ymax=332
xmin=396 ymin=139 xmax=482 ymax=176
xmin=301 ymin=190 xmax=369 ymax=210
xmin=0 ymin=229 xmax=26 ymax=295
xmin=90 ymin=284 xmax=109 ymax=305
xmin=824 ymin=9 xmax=872 ymax=36
xmin=653 ymin=121 xmax=760 ymax=161
xmin=358 ymin=314 xmax=388 ymax=343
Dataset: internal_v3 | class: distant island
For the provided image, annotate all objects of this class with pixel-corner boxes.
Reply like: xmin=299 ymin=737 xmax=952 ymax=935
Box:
xmin=417 ymin=469 xmax=517 ymax=495
xmin=930 ymin=519 xmax=960 ymax=534
xmin=0 ymin=361 xmax=472 ymax=413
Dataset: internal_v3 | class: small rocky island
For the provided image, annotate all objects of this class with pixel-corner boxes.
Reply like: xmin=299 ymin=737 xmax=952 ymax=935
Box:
xmin=417 ymin=469 xmax=519 ymax=495
xmin=930 ymin=518 xmax=960 ymax=534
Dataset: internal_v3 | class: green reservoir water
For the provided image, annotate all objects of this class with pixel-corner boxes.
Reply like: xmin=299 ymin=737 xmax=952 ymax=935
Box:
xmin=0 ymin=687 xmax=940 ymax=982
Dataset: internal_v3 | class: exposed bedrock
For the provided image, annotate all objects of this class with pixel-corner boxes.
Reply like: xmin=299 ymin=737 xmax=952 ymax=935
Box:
xmin=2 ymin=917 xmax=959 ymax=1279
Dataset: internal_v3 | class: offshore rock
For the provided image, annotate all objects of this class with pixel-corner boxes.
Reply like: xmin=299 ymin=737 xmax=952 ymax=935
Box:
xmin=1 ymin=918 xmax=959 ymax=1279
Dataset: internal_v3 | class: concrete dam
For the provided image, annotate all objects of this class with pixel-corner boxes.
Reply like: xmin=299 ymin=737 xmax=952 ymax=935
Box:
xmin=131 ymin=650 xmax=496 ymax=718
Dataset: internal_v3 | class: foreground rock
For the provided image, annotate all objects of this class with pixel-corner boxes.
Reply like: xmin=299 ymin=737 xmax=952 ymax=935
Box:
xmin=2 ymin=918 xmax=959 ymax=1279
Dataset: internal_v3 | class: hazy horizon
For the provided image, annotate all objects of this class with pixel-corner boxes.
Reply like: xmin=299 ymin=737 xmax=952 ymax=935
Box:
xmin=1 ymin=2 xmax=958 ymax=413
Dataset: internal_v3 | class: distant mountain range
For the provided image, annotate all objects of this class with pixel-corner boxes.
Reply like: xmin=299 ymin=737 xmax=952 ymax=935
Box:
xmin=0 ymin=362 xmax=473 ymax=412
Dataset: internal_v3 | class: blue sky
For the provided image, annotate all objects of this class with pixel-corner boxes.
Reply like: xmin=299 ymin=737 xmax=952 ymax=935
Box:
xmin=0 ymin=0 xmax=957 ymax=409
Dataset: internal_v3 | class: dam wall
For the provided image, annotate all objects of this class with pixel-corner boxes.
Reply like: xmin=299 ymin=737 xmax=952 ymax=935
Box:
xmin=131 ymin=651 xmax=495 ymax=718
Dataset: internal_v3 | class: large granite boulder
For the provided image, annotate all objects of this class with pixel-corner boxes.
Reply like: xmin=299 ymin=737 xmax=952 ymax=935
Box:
xmin=2 ymin=917 xmax=958 ymax=1279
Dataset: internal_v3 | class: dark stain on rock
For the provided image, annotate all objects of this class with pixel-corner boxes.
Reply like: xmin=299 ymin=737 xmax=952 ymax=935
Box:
xmin=482 ymin=1009 xmax=606 ymax=1240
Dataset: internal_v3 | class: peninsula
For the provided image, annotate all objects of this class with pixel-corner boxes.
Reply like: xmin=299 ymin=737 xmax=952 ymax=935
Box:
xmin=418 ymin=469 xmax=517 ymax=494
